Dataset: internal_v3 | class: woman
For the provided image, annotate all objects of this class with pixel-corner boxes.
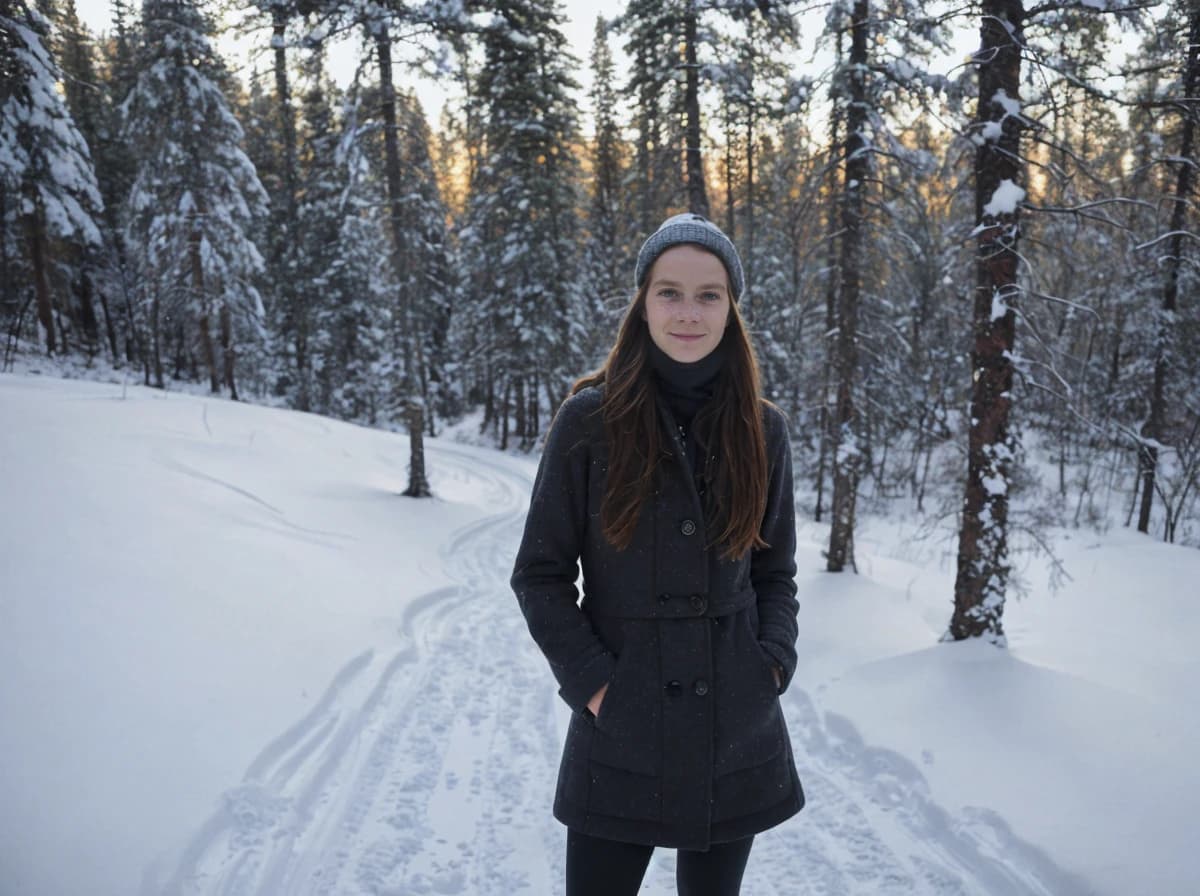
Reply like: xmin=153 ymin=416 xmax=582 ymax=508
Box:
xmin=510 ymin=214 xmax=804 ymax=896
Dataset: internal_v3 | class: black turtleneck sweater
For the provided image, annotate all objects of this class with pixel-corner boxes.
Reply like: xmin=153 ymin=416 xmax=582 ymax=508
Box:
xmin=648 ymin=337 xmax=727 ymax=485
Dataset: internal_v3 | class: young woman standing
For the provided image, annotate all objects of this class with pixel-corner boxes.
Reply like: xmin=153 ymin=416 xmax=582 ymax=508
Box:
xmin=511 ymin=214 xmax=804 ymax=895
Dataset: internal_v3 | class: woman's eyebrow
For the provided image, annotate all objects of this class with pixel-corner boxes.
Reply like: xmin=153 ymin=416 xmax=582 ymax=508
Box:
xmin=650 ymin=279 xmax=726 ymax=290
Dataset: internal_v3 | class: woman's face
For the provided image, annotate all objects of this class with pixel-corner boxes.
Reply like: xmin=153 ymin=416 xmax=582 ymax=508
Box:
xmin=641 ymin=244 xmax=732 ymax=363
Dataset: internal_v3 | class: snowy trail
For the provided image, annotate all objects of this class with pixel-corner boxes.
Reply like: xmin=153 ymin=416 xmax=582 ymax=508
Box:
xmin=156 ymin=442 xmax=1093 ymax=896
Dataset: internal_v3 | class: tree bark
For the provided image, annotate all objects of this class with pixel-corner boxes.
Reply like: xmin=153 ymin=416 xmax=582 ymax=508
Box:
xmin=724 ymin=96 xmax=736 ymax=238
xmin=24 ymin=192 xmax=57 ymax=355
xmin=683 ymin=0 xmax=709 ymax=217
xmin=375 ymin=24 xmax=431 ymax=497
xmin=948 ymin=0 xmax=1024 ymax=644
xmin=189 ymin=213 xmax=219 ymax=393
xmin=272 ymin=2 xmax=309 ymax=411
xmin=76 ymin=259 xmax=100 ymax=351
xmin=744 ymin=13 xmax=756 ymax=308
xmin=220 ymin=301 xmax=237 ymax=400
xmin=815 ymin=28 xmax=844 ymax=526
xmin=199 ymin=311 xmax=218 ymax=394
xmin=635 ymin=43 xmax=656 ymax=236
xmin=827 ymin=0 xmax=869 ymax=573
xmin=150 ymin=291 xmax=163 ymax=388
xmin=1137 ymin=1 xmax=1199 ymax=534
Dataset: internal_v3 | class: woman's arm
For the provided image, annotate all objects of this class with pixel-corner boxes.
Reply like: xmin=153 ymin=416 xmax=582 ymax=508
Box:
xmin=511 ymin=393 xmax=616 ymax=714
xmin=751 ymin=404 xmax=800 ymax=693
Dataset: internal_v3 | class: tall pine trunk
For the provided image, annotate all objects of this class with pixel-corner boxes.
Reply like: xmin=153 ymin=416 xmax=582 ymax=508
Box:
xmin=375 ymin=24 xmax=431 ymax=498
xmin=199 ymin=310 xmax=218 ymax=394
xmin=948 ymin=0 xmax=1024 ymax=643
xmin=636 ymin=44 xmax=656 ymax=235
xmin=272 ymin=1 xmax=308 ymax=410
xmin=744 ymin=13 xmax=756 ymax=308
xmin=190 ymin=216 xmax=220 ymax=394
xmin=24 ymin=192 xmax=57 ymax=355
xmin=683 ymin=0 xmax=709 ymax=217
xmin=827 ymin=0 xmax=869 ymax=573
xmin=815 ymin=29 xmax=844 ymax=525
xmin=220 ymin=301 xmax=237 ymax=400
xmin=1137 ymin=2 xmax=1199 ymax=534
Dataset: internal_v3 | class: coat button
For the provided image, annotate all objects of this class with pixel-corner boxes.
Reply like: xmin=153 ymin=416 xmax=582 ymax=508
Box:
xmin=666 ymin=680 xmax=683 ymax=697
xmin=689 ymin=594 xmax=706 ymax=613
xmin=658 ymin=592 xmax=671 ymax=604
xmin=693 ymin=679 xmax=709 ymax=696
xmin=680 ymin=519 xmax=696 ymax=536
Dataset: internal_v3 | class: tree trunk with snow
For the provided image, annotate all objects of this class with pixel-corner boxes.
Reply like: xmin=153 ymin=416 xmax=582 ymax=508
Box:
xmin=827 ymin=0 xmax=869 ymax=573
xmin=1136 ymin=0 xmax=1199 ymax=535
xmin=374 ymin=23 xmax=430 ymax=498
xmin=948 ymin=0 xmax=1024 ymax=644
xmin=815 ymin=27 xmax=844 ymax=526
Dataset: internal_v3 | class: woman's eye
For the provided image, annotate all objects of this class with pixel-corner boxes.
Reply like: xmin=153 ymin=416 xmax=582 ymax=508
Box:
xmin=658 ymin=289 xmax=679 ymax=299
xmin=701 ymin=292 xmax=720 ymax=302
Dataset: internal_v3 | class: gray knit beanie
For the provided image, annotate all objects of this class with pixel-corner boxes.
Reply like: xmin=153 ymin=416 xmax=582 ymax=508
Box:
xmin=634 ymin=213 xmax=745 ymax=301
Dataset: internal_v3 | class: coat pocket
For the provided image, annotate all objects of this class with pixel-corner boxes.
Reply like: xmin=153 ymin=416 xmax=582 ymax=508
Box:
xmin=588 ymin=623 xmax=661 ymax=777
xmin=712 ymin=607 xmax=785 ymax=776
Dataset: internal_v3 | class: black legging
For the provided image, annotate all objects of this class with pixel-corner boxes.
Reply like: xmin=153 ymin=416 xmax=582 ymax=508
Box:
xmin=566 ymin=828 xmax=755 ymax=896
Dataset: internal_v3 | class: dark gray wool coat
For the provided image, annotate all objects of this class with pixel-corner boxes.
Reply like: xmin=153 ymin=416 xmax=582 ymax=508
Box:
xmin=510 ymin=384 xmax=805 ymax=850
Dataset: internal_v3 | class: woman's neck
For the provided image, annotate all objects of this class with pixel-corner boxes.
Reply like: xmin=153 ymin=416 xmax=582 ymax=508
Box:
xmin=648 ymin=338 xmax=727 ymax=425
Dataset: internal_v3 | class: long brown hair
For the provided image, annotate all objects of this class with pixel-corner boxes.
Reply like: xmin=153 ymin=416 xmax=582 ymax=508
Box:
xmin=572 ymin=281 xmax=770 ymax=561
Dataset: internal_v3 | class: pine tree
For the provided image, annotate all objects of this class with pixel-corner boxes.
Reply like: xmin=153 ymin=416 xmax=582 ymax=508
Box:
xmin=121 ymin=0 xmax=268 ymax=395
xmin=300 ymin=71 xmax=392 ymax=423
xmin=54 ymin=0 xmax=110 ymax=354
xmin=458 ymin=0 xmax=583 ymax=450
xmin=1133 ymin=0 xmax=1199 ymax=537
xmin=92 ymin=0 xmax=145 ymax=369
xmin=619 ymin=0 xmax=685 ymax=232
xmin=1 ymin=0 xmax=104 ymax=356
xmin=581 ymin=15 xmax=629 ymax=367
xmin=397 ymin=90 xmax=456 ymax=432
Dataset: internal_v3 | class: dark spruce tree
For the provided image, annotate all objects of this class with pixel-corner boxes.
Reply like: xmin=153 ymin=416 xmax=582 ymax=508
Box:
xmin=618 ymin=0 xmax=685 ymax=232
xmin=53 ymin=0 xmax=112 ymax=356
xmin=581 ymin=15 xmax=630 ymax=368
xmin=297 ymin=57 xmax=392 ymax=424
xmin=458 ymin=0 xmax=583 ymax=451
xmin=0 ymin=0 xmax=104 ymax=358
xmin=120 ymin=0 xmax=268 ymax=395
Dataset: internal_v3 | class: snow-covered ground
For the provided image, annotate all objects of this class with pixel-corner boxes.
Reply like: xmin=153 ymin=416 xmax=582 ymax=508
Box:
xmin=2 ymin=372 xmax=1197 ymax=896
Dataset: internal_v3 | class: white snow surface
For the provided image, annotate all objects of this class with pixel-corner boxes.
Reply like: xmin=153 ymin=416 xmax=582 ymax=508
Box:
xmin=2 ymin=373 xmax=1198 ymax=896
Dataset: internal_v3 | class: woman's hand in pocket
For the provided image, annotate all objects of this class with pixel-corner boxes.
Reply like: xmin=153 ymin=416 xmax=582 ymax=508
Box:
xmin=587 ymin=682 xmax=609 ymax=717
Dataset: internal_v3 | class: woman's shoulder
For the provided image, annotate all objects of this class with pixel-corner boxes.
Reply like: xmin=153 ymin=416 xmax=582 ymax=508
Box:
xmin=559 ymin=384 xmax=604 ymax=419
xmin=758 ymin=397 xmax=790 ymax=436
xmin=565 ymin=383 xmax=605 ymax=410
xmin=549 ymin=385 xmax=605 ymax=437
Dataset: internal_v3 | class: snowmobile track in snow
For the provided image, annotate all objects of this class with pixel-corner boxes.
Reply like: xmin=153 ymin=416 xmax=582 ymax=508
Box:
xmin=157 ymin=442 xmax=1095 ymax=896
